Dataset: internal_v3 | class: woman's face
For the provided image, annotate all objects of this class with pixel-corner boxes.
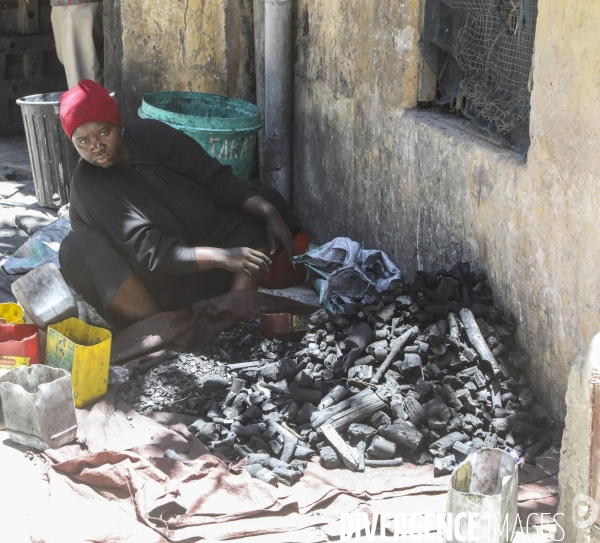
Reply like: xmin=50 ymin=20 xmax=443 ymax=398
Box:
xmin=72 ymin=121 xmax=129 ymax=168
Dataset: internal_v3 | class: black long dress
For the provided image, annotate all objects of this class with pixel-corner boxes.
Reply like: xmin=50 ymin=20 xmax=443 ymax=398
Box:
xmin=59 ymin=119 xmax=300 ymax=327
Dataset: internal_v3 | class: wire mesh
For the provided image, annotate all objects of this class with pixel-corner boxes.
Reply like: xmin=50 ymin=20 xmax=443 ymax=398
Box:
xmin=442 ymin=0 xmax=538 ymax=136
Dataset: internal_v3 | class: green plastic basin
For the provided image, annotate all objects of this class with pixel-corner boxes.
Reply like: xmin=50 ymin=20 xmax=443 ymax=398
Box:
xmin=139 ymin=91 xmax=262 ymax=180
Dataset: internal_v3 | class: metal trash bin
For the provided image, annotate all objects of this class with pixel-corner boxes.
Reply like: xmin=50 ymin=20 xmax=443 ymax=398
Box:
xmin=16 ymin=92 xmax=80 ymax=210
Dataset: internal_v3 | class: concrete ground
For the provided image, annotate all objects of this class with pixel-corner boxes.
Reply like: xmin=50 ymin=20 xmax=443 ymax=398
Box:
xmin=0 ymin=135 xmax=560 ymax=542
xmin=0 ymin=135 xmax=59 ymax=542
xmin=0 ymin=134 xmax=58 ymax=302
xmin=0 ymin=431 xmax=49 ymax=543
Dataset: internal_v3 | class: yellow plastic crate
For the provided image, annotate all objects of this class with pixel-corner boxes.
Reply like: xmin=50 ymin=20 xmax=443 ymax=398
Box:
xmin=46 ymin=318 xmax=112 ymax=408
xmin=0 ymin=303 xmax=24 ymax=324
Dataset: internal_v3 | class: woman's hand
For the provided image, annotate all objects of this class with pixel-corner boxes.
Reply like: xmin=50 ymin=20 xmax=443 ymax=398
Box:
xmin=218 ymin=247 xmax=271 ymax=278
xmin=241 ymin=195 xmax=294 ymax=262
xmin=195 ymin=246 xmax=271 ymax=278
xmin=265 ymin=212 xmax=294 ymax=262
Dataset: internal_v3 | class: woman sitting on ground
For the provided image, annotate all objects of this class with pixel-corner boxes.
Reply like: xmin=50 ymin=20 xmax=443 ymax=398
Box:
xmin=58 ymin=80 xmax=301 ymax=330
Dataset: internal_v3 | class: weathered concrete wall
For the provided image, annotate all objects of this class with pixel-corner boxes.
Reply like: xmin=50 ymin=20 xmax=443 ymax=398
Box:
xmin=293 ymin=0 xmax=600 ymax=420
xmin=103 ymin=0 xmax=122 ymax=104
xmin=105 ymin=0 xmax=256 ymax=122
xmin=558 ymin=334 xmax=600 ymax=543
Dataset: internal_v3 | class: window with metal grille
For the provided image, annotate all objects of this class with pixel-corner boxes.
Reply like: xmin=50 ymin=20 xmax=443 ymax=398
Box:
xmin=420 ymin=0 xmax=538 ymax=154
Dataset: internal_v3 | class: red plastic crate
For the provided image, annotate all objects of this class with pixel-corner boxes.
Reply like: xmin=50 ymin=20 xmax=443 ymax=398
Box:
xmin=261 ymin=229 xmax=310 ymax=290
xmin=0 ymin=324 xmax=41 ymax=367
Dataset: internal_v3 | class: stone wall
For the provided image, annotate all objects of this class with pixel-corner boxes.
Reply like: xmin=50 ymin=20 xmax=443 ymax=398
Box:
xmin=293 ymin=0 xmax=600 ymax=420
xmin=104 ymin=0 xmax=256 ymax=122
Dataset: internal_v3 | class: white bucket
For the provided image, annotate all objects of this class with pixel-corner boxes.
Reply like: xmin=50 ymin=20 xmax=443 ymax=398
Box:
xmin=0 ymin=365 xmax=77 ymax=450
xmin=11 ymin=263 xmax=78 ymax=329
xmin=444 ymin=448 xmax=519 ymax=543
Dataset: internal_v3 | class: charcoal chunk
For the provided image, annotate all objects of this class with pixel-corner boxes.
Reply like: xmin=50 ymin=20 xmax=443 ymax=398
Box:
xmin=443 ymin=375 xmax=463 ymax=391
xmin=255 ymin=468 xmax=279 ymax=486
xmin=347 ymin=423 xmax=378 ymax=445
xmin=401 ymin=353 xmax=423 ymax=372
xmin=261 ymin=360 xmax=296 ymax=382
xmin=243 ymin=464 xmax=264 ymax=477
xmin=404 ymin=395 xmax=426 ymax=426
xmin=471 ymin=437 xmax=485 ymax=451
xmin=202 ymin=377 xmax=230 ymax=391
xmin=434 ymin=455 xmax=456 ymax=476
xmin=268 ymin=436 xmax=284 ymax=456
xmin=426 ymin=363 xmax=443 ymax=379
xmin=354 ymin=355 xmax=376 ymax=367
xmin=508 ymin=352 xmax=530 ymax=370
xmin=273 ymin=467 xmax=302 ymax=486
xmin=531 ymin=404 xmax=553 ymax=428
xmin=429 ymin=432 xmax=468 ymax=457
xmin=294 ymin=370 xmax=314 ymax=388
xmin=414 ymin=378 xmax=435 ymax=402
xmin=390 ymin=394 xmax=405 ymax=420
xmin=292 ymin=386 xmax=322 ymax=404
xmin=519 ymin=388 xmax=535 ymax=408
xmin=294 ymin=445 xmax=315 ymax=461
xmin=296 ymin=402 xmax=317 ymax=424
xmin=463 ymin=413 xmax=483 ymax=430
xmin=491 ymin=418 xmax=510 ymax=436
xmin=379 ymin=421 xmax=424 ymax=451
xmin=509 ymin=418 xmax=542 ymax=437
xmin=320 ymin=446 xmax=341 ymax=469
xmin=366 ymin=435 xmax=397 ymax=459
xmin=369 ymin=411 xmax=392 ymax=429
xmin=415 ymin=452 xmax=433 ymax=465
xmin=439 ymin=384 xmax=463 ymax=411
xmin=452 ymin=441 xmax=471 ymax=462
xmin=436 ymin=277 xmax=459 ymax=301
xmin=447 ymin=416 xmax=464 ymax=432
xmin=249 ymin=436 xmax=269 ymax=453
xmin=425 ymin=396 xmax=451 ymax=431
xmin=347 ymin=365 xmax=374 ymax=381
xmin=483 ymin=433 xmax=498 ymax=449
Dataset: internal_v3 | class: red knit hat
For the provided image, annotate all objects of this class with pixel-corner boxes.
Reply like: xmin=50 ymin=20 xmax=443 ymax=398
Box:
xmin=59 ymin=79 xmax=122 ymax=140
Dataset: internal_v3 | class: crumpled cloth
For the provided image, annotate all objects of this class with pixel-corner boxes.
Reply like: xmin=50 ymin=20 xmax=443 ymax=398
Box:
xmin=295 ymin=237 xmax=403 ymax=312
xmin=30 ymin=387 xmax=449 ymax=542
xmin=2 ymin=217 xmax=71 ymax=274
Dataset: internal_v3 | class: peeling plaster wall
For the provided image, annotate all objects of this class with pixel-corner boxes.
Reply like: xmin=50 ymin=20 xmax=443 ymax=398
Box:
xmin=106 ymin=0 xmax=256 ymax=122
xmin=293 ymin=0 xmax=600 ymax=419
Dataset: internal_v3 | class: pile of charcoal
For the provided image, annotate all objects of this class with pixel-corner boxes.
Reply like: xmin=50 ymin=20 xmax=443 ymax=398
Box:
xmin=117 ymin=262 xmax=560 ymax=486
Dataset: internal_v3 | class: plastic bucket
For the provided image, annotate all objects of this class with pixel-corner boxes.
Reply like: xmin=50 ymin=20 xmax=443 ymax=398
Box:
xmin=444 ymin=448 xmax=518 ymax=543
xmin=16 ymin=92 xmax=79 ymax=209
xmin=46 ymin=318 xmax=112 ymax=408
xmin=262 ymin=229 xmax=310 ymax=289
xmin=0 ymin=324 xmax=41 ymax=368
xmin=139 ymin=91 xmax=262 ymax=180
xmin=0 ymin=303 xmax=24 ymax=325
xmin=11 ymin=263 xmax=79 ymax=329
xmin=0 ymin=365 xmax=77 ymax=449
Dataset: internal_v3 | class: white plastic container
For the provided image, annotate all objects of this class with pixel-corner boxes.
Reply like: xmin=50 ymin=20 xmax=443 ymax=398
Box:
xmin=444 ymin=448 xmax=518 ymax=543
xmin=11 ymin=263 xmax=78 ymax=329
xmin=0 ymin=365 xmax=77 ymax=450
